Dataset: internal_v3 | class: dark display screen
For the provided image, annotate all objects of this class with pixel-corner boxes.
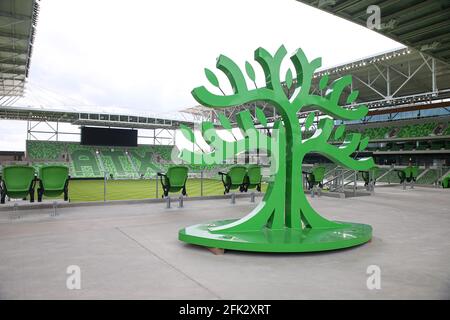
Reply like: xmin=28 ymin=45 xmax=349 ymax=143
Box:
xmin=81 ymin=127 xmax=138 ymax=147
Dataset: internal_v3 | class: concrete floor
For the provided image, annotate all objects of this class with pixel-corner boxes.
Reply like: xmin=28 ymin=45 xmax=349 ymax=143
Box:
xmin=0 ymin=186 xmax=449 ymax=299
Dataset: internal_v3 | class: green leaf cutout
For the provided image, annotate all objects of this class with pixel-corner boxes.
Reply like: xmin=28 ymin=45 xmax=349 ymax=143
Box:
xmin=245 ymin=61 xmax=256 ymax=82
xmin=319 ymin=74 xmax=329 ymax=90
xmin=201 ymin=121 xmax=215 ymax=144
xmin=334 ymin=124 xmax=346 ymax=140
xmin=255 ymin=107 xmax=268 ymax=127
xmin=347 ymin=90 xmax=359 ymax=104
xmin=304 ymin=112 xmax=315 ymax=130
xmin=285 ymin=69 xmax=293 ymax=89
xmin=180 ymin=124 xmax=195 ymax=143
xmin=296 ymin=71 xmax=303 ymax=87
xmin=204 ymin=68 xmax=220 ymax=88
xmin=359 ymin=136 xmax=370 ymax=151
xmin=217 ymin=113 xmax=232 ymax=130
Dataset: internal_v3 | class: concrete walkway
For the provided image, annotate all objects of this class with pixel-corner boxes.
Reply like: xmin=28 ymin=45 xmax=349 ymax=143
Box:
xmin=0 ymin=186 xmax=449 ymax=299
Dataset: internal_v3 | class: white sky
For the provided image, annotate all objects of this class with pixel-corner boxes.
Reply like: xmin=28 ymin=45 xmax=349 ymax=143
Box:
xmin=1 ymin=0 xmax=402 ymax=151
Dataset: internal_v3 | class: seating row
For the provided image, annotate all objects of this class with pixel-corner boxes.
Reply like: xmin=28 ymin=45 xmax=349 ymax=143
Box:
xmin=157 ymin=165 xmax=263 ymax=197
xmin=395 ymin=166 xmax=419 ymax=184
xmin=442 ymin=174 xmax=450 ymax=188
xmin=0 ymin=165 xmax=70 ymax=203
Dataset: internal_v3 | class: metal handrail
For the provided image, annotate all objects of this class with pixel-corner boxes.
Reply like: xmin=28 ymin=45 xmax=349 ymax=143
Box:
xmin=322 ymin=167 xmax=353 ymax=186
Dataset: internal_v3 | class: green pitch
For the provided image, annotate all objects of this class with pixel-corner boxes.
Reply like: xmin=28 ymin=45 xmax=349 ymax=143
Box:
xmin=38 ymin=178 xmax=268 ymax=202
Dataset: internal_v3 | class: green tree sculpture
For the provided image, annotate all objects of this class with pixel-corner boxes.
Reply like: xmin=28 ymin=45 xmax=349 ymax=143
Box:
xmin=178 ymin=45 xmax=375 ymax=252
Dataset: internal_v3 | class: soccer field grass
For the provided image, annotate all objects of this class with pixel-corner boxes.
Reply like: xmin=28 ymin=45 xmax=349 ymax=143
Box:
xmin=44 ymin=178 xmax=268 ymax=202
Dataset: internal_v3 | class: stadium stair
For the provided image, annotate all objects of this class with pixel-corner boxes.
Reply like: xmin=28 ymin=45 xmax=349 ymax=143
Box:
xmin=99 ymin=148 xmax=136 ymax=179
xmin=377 ymin=169 xmax=402 ymax=183
xmin=67 ymin=144 xmax=103 ymax=178
xmin=416 ymin=169 xmax=438 ymax=185
xmin=126 ymin=152 xmax=140 ymax=178
xmin=129 ymin=146 xmax=164 ymax=178
xmin=445 ymin=125 xmax=450 ymax=136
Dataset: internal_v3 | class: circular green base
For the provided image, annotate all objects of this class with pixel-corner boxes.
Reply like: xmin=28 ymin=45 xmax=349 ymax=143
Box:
xmin=179 ymin=219 xmax=372 ymax=253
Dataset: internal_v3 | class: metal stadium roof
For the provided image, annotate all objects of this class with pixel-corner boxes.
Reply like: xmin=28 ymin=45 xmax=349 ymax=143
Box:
xmin=0 ymin=105 xmax=194 ymax=129
xmin=309 ymin=47 xmax=450 ymax=109
xmin=0 ymin=0 xmax=39 ymax=99
xmin=296 ymin=0 xmax=450 ymax=66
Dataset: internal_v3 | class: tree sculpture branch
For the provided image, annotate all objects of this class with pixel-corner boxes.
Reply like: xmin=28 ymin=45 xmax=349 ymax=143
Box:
xmin=302 ymin=117 xmax=374 ymax=170
xmin=178 ymin=109 xmax=272 ymax=165
xmin=192 ymin=45 xmax=368 ymax=124
xmin=191 ymin=46 xmax=289 ymax=110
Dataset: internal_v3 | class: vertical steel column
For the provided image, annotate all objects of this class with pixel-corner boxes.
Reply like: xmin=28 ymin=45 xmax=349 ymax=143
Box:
xmin=386 ymin=66 xmax=391 ymax=98
xmin=200 ymin=171 xmax=204 ymax=197
xmin=231 ymin=193 xmax=236 ymax=204
xmin=370 ymin=169 xmax=375 ymax=193
xmin=104 ymin=172 xmax=107 ymax=202
xmin=388 ymin=165 xmax=392 ymax=184
xmin=51 ymin=201 xmax=58 ymax=217
xmin=27 ymin=120 xmax=30 ymax=140
xmin=432 ymin=58 xmax=437 ymax=93
xmin=12 ymin=202 xmax=19 ymax=220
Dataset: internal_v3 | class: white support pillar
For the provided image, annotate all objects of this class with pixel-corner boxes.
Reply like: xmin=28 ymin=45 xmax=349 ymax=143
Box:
xmin=386 ymin=66 xmax=391 ymax=98
xmin=432 ymin=58 xmax=437 ymax=93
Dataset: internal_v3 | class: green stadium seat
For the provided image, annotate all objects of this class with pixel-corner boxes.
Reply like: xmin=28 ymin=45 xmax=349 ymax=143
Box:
xmin=416 ymin=142 xmax=429 ymax=150
xmin=37 ymin=165 xmax=70 ymax=202
xmin=363 ymin=127 xmax=389 ymax=140
xmin=396 ymin=122 xmax=437 ymax=138
xmin=157 ymin=165 xmax=188 ymax=197
xmin=152 ymin=145 xmax=172 ymax=161
xmin=410 ymin=166 xmax=419 ymax=181
xmin=243 ymin=165 xmax=262 ymax=192
xmin=25 ymin=141 xmax=239 ymax=180
xmin=304 ymin=165 xmax=325 ymax=190
xmin=332 ymin=128 xmax=360 ymax=142
xmin=396 ymin=166 xmax=419 ymax=184
xmin=219 ymin=165 xmax=247 ymax=194
xmin=430 ymin=141 xmax=444 ymax=150
xmin=442 ymin=175 xmax=450 ymax=188
xmin=0 ymin=165 xmax=37 ymax=203
xmin=396 ymin=168 xmax=408 ymax=184
xmin=403 ymin=142 xmax=415 ymax=151
xmin=360 ymin=166 xmax=379 ymax=186
xmin=26 ymin=140 xmax=65 ymax=160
